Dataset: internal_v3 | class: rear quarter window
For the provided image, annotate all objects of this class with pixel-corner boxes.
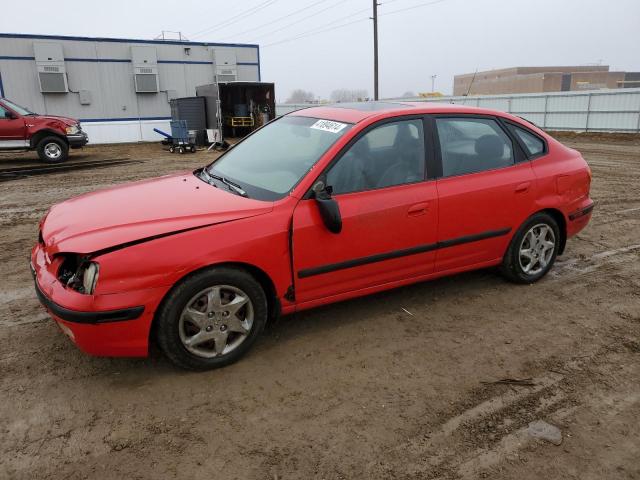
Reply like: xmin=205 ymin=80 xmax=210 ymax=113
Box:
xmin=511 ymin=125 xmax=546 ymax=157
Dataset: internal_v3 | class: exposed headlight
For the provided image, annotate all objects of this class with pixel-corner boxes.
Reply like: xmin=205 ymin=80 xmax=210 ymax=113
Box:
xmin=58 ymin=256 xmax=99 ymax=294
xmin=66 ymin=125 xmax=80 ymax=135
xmin=82 ymin=262 xmax=100 ymax=294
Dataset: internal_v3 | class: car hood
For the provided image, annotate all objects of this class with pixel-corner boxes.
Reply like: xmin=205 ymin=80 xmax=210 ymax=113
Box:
xmin=32 ymin=114 xmax=77 ymax=126
xmin=41 ymin=172 xmax=273 ymax=255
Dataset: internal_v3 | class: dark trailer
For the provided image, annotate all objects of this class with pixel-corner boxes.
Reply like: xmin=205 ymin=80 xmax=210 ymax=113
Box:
xmin=196 ymin=82 xmax=276 ymax=139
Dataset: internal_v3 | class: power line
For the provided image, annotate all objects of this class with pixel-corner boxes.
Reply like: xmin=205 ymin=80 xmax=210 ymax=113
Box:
xmin=191 ymin=0 xmax=277 ymax=38
xmin=380 ymin=0 xmax=450 ymax=17
xmin=245 ymin=0 xmax=404 ymax=43
xmin=263 ymin=17 xmax=369 ymax=47
xmin=217 ymin=0 xmax=330 ymax=41
xmin=249 ymin=0 xmax=350 ymax=41
xmin=190 ymin=0 xmax=278 ymax=39
xmin=261 ymin=0 xmax=451 ymax=48
xmin=258 ymin=4 xmax=378 ymax=46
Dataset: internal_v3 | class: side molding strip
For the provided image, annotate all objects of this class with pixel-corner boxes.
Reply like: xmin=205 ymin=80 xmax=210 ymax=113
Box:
xmin=297 ymin=228 xmax=511 ymax=279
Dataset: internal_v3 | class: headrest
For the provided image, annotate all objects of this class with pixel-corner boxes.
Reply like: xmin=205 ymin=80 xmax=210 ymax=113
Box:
xmin=475 ymin=134 xmax=504 ymax=159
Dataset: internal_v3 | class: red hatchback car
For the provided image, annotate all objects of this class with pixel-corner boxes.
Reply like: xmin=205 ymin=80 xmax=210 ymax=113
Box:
xmin=32 ymin=102 xmax=593 ymax=370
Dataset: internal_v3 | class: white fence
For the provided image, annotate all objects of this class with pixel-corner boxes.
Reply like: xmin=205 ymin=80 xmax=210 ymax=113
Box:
xmin=276 ymin=88 xmax=640 ymax=133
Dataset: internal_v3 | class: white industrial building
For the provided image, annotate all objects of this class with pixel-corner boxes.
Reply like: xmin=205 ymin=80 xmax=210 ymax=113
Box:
xmin=0 ymin=33 xmax=260 ymax=143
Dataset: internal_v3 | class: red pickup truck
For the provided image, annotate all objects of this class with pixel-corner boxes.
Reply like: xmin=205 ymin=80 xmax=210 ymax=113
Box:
xmin=0 ymin=97 xmax=88 ymax=163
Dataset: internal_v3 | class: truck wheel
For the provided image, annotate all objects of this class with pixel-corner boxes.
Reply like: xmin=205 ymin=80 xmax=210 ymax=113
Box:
xmin=37 ymin=136 xmax=69 ymax=163
xmin=169 ymin=146 xmax=175 ymax=153
xmin=190 ymin=145 xmax=197 ymax=153
xmin=155 ymin=267 xmax=268 ymax=370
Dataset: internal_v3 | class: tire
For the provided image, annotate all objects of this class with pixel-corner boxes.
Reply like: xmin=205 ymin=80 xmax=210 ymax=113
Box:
xmin=501 ymin=212 xmax=560 ymax=284
xmin=178 ymin=146 xmax=185 ymax=154
xmin=36 ymin=136 xmax=68 ymax=163
xmin=169 ymin=146 xmax=175 ymax=153
xmin=190 ymin=145 xmax=197 ymax=153
xmin=156 ymin=267 xmax=268 ymax=370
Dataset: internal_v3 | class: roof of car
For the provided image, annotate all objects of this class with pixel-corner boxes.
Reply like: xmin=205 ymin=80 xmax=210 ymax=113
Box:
xmin=290 ymin=101 xmax=512 ymax=124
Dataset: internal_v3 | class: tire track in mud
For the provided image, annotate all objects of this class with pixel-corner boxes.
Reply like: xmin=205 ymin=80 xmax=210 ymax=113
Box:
xmin=382 ymin=338 xmax=640 ymax=480
xmin=550 ymin=244 xmax=640 ymax=280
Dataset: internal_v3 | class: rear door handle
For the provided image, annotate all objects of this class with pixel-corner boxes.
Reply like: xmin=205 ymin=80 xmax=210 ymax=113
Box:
xmin=515 ymin=181 xmax=531 ymax=193
xmin=408 ymin=202 xmax=429 ymax=216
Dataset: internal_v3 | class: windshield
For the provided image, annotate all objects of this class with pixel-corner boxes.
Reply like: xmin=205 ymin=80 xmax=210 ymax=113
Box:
xmin=207 ymin=116 xmax=352 ymax=200
xmin=1 ymin=99 xmax=35 ymax=115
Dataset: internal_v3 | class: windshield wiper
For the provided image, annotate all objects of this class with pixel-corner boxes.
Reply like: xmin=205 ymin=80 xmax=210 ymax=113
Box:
xmin=207 ymin=172 xmax=248 ymax=197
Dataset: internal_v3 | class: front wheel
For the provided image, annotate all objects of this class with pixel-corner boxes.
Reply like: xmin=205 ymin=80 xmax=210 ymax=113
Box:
xmin=36 ymin=136 xmax=69 ymax=163
xmin=156 ymin=267 xmax=268 ymax=370
xmin=501 ymin=212 xmax=560 ymax=284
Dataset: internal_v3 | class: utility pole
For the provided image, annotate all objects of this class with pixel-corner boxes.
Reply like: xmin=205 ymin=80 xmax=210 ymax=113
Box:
xmin=372 ymin=0 xmax=379 ymax=100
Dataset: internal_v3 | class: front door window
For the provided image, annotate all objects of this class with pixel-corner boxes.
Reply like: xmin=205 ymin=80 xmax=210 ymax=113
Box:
xmin=326 ymin=119 xmax=425 ymax=194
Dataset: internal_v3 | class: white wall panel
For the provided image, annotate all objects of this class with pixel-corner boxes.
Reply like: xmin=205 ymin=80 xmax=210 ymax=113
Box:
xmin=590 ymin=92 xmax=640 ymax=112
xmin=546 ymin=113 xmax=588 ymax=130
xmin=518 ymin=113 xmax=545 ymax=126
xmin=82 ymin=119 xmax=171 ymax=144
xmin=510 ymin=96 xmax=546 ymax=113
xmin=587 ymin=112 xmax=639 ymax=130
xmin=547 ymin=94 xmax=589 ymax=112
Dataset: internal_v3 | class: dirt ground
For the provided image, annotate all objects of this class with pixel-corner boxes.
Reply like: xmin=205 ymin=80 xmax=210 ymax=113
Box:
xmin=1 ymin=135 xmax=639 ymax=480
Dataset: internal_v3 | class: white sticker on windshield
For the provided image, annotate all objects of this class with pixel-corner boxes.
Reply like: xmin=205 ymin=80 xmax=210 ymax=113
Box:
xmin=310 ymin=119 xmax=347 ymax=134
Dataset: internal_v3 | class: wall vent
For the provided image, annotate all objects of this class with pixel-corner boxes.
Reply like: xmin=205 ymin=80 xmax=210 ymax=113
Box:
xmin=216 ymin=74 xmax=237 ymax=83
xmin=135 ymin=74 xmax=159 ymax=93
xmin=131 ymin=46 xmax=159 ymax=93
xmin=34 ymin=42 xmax=68 ymax=93
xmin=214 ymin=48 xmax=237 ymax=82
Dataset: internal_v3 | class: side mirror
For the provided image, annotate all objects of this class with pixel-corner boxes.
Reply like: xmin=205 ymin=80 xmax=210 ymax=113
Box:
xmin=312 ymin=180 xmax=342 ymax=234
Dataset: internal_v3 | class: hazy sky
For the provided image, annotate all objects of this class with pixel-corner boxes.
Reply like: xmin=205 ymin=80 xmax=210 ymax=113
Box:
xmin=3 ymin=0 xmax=639 ymax=101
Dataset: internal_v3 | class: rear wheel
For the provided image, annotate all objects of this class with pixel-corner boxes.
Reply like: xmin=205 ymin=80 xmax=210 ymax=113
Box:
xmin=501 ymin=212 xmax=560 ymax=284
xmin=36 ymin=136 xmax=68 ymax=163
xmin=156 ymin=267 xmax=268 ymax=370
xmin=169 ymin=145 xmax=175 ymax=153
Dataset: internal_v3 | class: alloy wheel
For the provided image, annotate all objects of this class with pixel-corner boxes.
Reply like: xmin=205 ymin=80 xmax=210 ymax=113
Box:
xmin=518 ymin=223 xmax=556 ymax=275
xmin=178 ymin=285 xmax=254 ymax=358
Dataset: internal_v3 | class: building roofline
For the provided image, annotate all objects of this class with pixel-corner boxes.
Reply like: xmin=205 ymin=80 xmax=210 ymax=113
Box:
xmin=0 ymin=32 xmax=259 ymax=49
xmin=455 ymin=65 xmax=612 ymax=79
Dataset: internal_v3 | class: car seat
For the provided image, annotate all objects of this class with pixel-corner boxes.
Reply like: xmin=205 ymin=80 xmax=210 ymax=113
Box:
xmin=474 ymin=134 xmax=506 ymax=171
xmin=327 ymin=136 xmax=373 ymax=194
xmin=377 ymin=124 xmax=424 ymax=187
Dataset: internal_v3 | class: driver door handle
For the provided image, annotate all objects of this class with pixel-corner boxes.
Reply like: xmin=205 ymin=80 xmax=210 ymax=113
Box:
xmin=408 ymin=202 xmax=429 ymax=217
xmin=515 ymin=181 xmax=531 ymax=193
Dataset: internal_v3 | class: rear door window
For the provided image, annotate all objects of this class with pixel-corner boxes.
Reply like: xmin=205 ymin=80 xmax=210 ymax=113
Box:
xmin=436 ymin=117 xmax=514 ymax=177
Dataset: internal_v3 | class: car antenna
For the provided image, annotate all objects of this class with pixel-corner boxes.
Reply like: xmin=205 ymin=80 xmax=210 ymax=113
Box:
xmin=465 ymin=68 xmax=478 ymax=97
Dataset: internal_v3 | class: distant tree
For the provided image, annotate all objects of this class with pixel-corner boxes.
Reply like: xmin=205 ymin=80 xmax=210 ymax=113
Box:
xmin=401 ymin=91 xmax=416 ymax=98
xmin=330 ymin=89 xmax=369 ymax=103
xmin=286 ymin=89 xmax=315 ymax=103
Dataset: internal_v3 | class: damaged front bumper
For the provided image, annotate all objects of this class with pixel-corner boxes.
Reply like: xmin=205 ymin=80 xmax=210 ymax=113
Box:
xmin=30 ymin=243 xmax=165 ymax=357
